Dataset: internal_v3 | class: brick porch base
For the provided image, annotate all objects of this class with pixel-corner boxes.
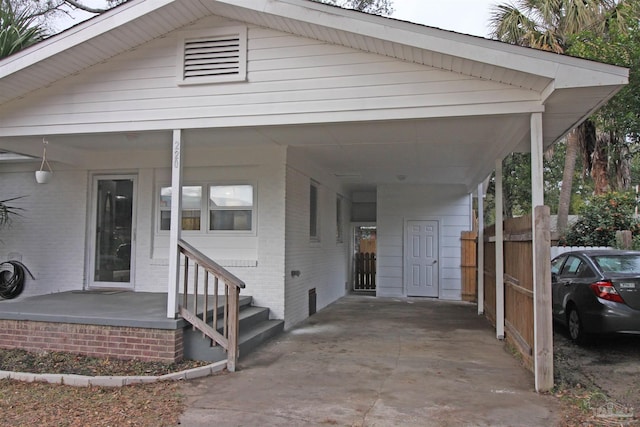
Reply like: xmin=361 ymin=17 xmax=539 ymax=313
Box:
xmin=0 ymin=320 xmax=183 ymax=363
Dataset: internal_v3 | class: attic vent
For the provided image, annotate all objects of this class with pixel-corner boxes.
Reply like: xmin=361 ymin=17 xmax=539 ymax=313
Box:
xmin=177 ymin=26 xmax=247 ymax=85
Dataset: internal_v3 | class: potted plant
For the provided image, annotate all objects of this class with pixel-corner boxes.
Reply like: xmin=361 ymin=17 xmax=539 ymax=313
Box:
xmin=35 ymin=138 xmax=52 ymax=184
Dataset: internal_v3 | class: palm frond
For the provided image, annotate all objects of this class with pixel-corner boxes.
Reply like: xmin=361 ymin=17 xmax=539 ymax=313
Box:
xmin=0 ymin=196 xmax=25 ymax=228
xmin=490 ymin=0 xmax=627 ymax=53
xmin=0 ymin=0 xmax=45 ymax=58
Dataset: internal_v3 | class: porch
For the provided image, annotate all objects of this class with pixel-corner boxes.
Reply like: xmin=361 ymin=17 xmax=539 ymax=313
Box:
xmin=0 ymin=291 xmax=283 ymax=364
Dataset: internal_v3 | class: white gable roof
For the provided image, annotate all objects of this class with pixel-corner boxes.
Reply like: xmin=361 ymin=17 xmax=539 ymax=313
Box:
xmin=0 ymin=0 xmax=629 ymax=190
xmin=0 ymin=0 xmax=626 ymax=96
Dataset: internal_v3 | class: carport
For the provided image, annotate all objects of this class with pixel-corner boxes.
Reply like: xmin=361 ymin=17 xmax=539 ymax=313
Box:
xmin=179 ymin=295 xmax=561 ymax=426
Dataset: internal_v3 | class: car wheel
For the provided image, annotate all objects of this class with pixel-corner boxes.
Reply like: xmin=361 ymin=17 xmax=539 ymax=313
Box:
xmin=567 ymin=307 xmax=588 ymax=344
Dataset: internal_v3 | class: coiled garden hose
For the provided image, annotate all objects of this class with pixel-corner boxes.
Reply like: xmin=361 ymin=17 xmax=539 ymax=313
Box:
xmin=0 ymin=261 xmax=34 ymax=300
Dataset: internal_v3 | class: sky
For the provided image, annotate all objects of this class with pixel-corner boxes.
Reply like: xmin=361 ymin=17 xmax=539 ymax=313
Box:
xmin=55 ymin=0 xmax=499 ymax=38
xmin=392 ymin=0 xmax=496 ymax=37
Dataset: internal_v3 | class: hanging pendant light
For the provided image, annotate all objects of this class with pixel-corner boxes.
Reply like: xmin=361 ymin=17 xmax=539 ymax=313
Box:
xmin=35 ymin=138 xmax=53 ymax=184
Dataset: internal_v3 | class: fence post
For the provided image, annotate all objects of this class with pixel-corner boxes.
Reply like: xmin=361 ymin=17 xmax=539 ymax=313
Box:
xmin=533 ymin=205 xmax=553 ymax=392
xmin=616 ymin=230 xmax=633 ymax=249
xmin=227 ymin=285 xmax=240 ymax=373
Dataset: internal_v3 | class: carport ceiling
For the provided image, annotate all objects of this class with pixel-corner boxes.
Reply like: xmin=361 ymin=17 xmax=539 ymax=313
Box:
xmin=260 ymin=114 xmax=531 ymax=191
xmin=7 ymin=113 xmax=529 ymax=193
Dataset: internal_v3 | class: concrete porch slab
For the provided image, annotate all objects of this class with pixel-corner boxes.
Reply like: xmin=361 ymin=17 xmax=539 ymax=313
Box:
xmin=0 ymin=291 xmax=251 ymax=329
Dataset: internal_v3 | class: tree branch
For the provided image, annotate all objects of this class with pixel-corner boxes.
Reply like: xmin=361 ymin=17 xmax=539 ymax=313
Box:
xmin=64 ymin=0 xmax=109 ymax=14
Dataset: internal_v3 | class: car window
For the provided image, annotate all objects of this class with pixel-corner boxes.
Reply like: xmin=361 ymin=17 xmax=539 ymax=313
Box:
xmin=593 ymin=255 xmax=640 ymax=273
xmin=560 ymin=256 xmax=584 ymax=277
xmin=576 ymin=262 xmax=595 ymax=278
xmin=551 ymin=256 xmax=566 ymax=275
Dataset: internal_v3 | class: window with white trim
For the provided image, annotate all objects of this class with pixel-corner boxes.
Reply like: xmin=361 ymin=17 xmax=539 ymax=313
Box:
xmin=209 ymin=185 xmax=253 ymax=231
xmin=159 ymin=186 xmax=202 ymax=231
xmin=158 ymin=184 xmax=254 ymax=233
xmin=177 ymin=26 xmax=247 ymax=85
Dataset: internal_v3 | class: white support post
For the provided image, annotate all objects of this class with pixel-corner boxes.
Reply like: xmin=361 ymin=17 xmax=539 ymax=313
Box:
xmin=531 ymin=113 xmax=544 ymax=208
xmin=477 ymin=182 xmax=485 ymax=315
xmin=531 ymin=113 xmax=554 ymax=392
xmin=167 ymin=130 xmax=184 ymax=319
xmin=495 ymin=159 xmax=505 ymax=340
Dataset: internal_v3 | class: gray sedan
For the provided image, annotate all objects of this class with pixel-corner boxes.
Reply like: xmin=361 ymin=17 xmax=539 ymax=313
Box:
xmin=551 ymin=250 xmax=640 ymax=344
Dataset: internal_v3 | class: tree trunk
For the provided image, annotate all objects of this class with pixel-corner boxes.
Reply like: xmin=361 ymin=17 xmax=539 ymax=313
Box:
xmin=592 ymin=132 xmax=610 ymax=195
xmin=557 ymin=129 xmax=579 ymax=234
xmin=614 ymin=141 xmax=631 ymax=191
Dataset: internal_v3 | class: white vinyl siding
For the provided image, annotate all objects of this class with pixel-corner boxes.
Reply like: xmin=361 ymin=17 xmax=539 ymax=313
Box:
xmin=0 ymin=16 xmax=540 ymax=136
xmin=376 ymin=184 xmax=471 ymax=300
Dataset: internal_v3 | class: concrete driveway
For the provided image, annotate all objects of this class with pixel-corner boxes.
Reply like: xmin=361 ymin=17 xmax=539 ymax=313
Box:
xmin=179 ymin=295 xmax=560 ymax=426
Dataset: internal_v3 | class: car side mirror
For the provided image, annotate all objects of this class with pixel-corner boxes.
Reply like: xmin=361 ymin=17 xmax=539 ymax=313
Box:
xmin=551 ymin=272 xmax=558 ymax=283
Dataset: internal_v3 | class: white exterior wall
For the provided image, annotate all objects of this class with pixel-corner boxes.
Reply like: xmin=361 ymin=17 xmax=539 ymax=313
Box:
xmin=0 ymin=16 xmax=538 ymax=137
xmin=0 ymin=168 xmax=88 ymax=298
xmin=284 ymin=149 xmax=350 ymax=328
xmin=377 ymin=184 xmax=471 ymax=300
xmin=0 ymin=146 xmax=287 ymax=319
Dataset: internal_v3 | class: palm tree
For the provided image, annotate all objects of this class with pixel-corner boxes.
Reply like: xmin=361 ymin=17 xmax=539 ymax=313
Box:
xmin=0 ymin=0 xmax=45 ymax=58
xmin=0 ymin=197 xmax=24 ymax=229
xmin=490 ymin=0 xmax=630 ymax=233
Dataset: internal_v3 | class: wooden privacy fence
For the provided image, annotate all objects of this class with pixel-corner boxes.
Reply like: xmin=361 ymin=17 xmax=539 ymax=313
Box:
xmin=503 ymin=216 xmax=535 ymax=370
xmin=461 ymin=231 xmax=477 ymax=302
xmin=483 ymin=233 xmax=497 ymax=325
xmin=482 ymin=211 xmax=548 ymax=372
xmin=354 ymin=252 xmax=376 ymax=291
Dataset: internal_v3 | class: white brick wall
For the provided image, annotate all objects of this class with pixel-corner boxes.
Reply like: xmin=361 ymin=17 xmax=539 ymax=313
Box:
xmin=0 ymin=147 xmax=287 ymax=320
xmin=284 ymin=148 xmax=350 ymax=328
xmin=136 ymin=148 xmax=287 ymax=319
xmin=377 ymin=184 xmax=472 ymax=300
xmin=0 ymin=169 xmax=89 ymax=299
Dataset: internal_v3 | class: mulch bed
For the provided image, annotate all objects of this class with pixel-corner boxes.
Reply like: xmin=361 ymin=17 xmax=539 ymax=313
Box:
xmin=0 ymin=348 xmax=208 ymax=377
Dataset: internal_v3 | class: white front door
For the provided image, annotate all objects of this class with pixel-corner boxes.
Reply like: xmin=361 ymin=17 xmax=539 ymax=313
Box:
xmin=89 ymin=175 xmax=136 ymax=289
xmin=405 ymin=220 xmax=439 ymax=297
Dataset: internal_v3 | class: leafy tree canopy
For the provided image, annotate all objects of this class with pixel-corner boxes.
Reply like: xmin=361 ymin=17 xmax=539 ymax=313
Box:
xmin=312 ymin=0 xmax=393 ymax=15
xmin=567 ymin=4 xmax=640 ymax=143
xmin=562 ymin=192 xmax=640 ymax=246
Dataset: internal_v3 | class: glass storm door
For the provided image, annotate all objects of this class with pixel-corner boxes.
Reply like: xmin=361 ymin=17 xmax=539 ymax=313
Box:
xmin=91 ymin=176 xmax=136 ymax=288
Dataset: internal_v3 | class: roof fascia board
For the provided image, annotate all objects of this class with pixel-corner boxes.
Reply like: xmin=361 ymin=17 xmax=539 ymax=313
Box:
xmin=0 ymin=0 xmax=174 ymax=79
xmin=0 ymin=100 xmax=545 ymax=138
xmin=250 ymin=0 xmax=628 ymax=87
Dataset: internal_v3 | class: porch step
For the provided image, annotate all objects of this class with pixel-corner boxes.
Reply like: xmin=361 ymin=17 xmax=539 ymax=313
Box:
xmin=182 ymin=297 xmax=284 ymax=363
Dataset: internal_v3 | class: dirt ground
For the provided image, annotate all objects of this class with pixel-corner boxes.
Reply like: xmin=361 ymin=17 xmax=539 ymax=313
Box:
xmin=553 ymin=325 xmax=640 ymax=426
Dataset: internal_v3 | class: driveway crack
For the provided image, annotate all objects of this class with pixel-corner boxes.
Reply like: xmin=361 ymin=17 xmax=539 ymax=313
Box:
xmin=360 ymin=338 xmax=402 ymax=426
